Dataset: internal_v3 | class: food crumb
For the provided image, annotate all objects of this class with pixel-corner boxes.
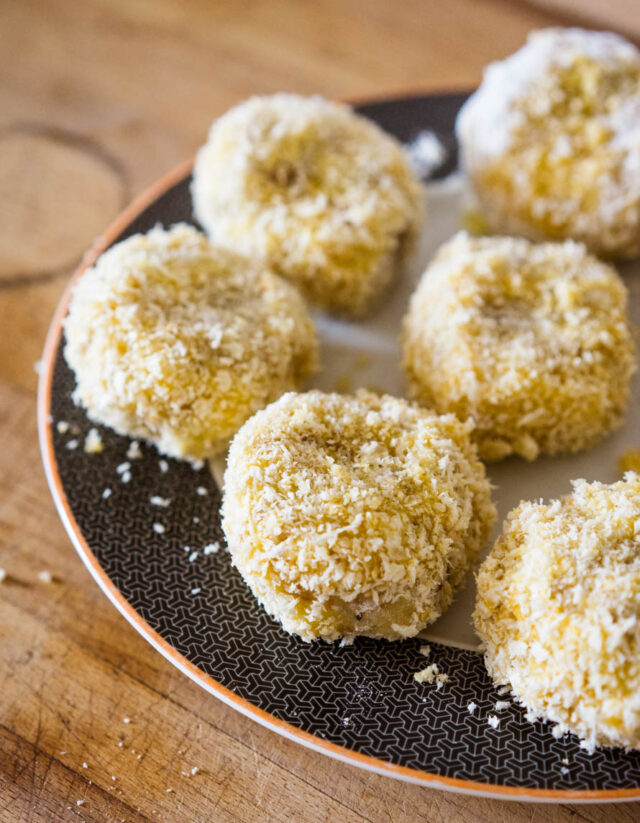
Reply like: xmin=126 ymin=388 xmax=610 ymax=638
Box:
xmin=188 ymin=551 xmax=199 ymax=563
xmin=494 ymin=700 xmax=510 ymax=711
xmin=150 ymin=496 xmax=171 ymax=508
xmin=405 ymin=130 xmax=447 ymax=179
xmin=152 ymin=523 xmax=165 ymax=535
xmin=57 ymin=421 xmax=70 ymax=434
xmin=203 ymin=542 xmax=220 ymax=556
xmin=418 ymin=644 xmax=431 ymax=658
xmin=0 ymin=568 xmax=5 ymax=583
xmin=84 ymin=428 xmax=104 ymax=453
xmin=76 ymin=800 xmax=85 ymax=806
xmin=467 ymin=701 xmax=477 ymax=715
xmin=190 ymin=587 xmax=201 ymax=595
xmin=82 ymin=762 xmax=88 ymax=769
xmin=37 ymin=570 xmax=53 ymax=584
xmin=435 ymin=673 xmax=449 ymax=689
xmin=102 ymin=488 xmax=112 ymax=499
xmin=66 ymin=439 xmax=79 ymax=450
xmin=123 ymin=717 xmax=131 ymax=724
xmin=127 ymin=440 xmax=142 ymax=460
xmin=196 ymin=486 xmax=208 ymax=496
xmin=159 ymin=460 xmax=169 ymax=473
xmin=487 ymin=714 xmax=500 ymax=729
xmin=414 ymin=663 xmax=439 ymax=684
xmin=121 ymin=471 xmax=132 ymax=484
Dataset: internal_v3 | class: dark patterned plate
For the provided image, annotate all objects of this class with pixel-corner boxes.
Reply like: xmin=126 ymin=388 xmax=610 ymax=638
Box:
xmin=38 ymin=93 xmax=640 ymax=801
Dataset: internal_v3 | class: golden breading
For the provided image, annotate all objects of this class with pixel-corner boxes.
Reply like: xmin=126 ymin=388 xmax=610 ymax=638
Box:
xmin=63 ymin=224 xmax=318 ymax=462
xmin=222 ymin=390 xmax=496 ymax=642
xmin=402 ymin=232 xmax=636 ymax=461
xmin=457 ymin=28 xmax=640 ymax=258
xmin=192 ymin=94 xmax=424 ymax=316
xmin=475 ymin=474 xmax=640 ymax=751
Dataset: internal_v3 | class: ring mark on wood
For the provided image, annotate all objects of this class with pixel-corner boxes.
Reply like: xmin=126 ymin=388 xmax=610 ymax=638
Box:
xmin=0 ymin=122 xmax=130 ymax=288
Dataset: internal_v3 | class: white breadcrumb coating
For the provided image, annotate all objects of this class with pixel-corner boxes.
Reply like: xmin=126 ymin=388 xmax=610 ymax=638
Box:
xmin=402 ymin=232 xmax=636 ymax=461
xmin=475 ymin=474 xmax=640 ymax=751
xmin=64 ymin=224 xmax=318 ymax=462
xmin=222 ymin=390 xmax=495 ymax=643
xmin=192 ymin=94 xmax=424 ymax=316
xmin=457 ymin=28 xmax=640 ymax=258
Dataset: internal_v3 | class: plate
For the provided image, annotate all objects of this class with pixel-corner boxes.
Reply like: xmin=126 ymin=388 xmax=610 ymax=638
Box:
xmin=38 ymin=92 xmax=640 ymax=801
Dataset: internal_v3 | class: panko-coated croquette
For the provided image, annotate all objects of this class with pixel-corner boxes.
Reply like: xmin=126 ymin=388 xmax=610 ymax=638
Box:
xmin=402 ymin=233 xmax=636 ymax=461
xmin=475 ymin=474 xmax=640 ymax=751
xmin=63 ymin=224 xmax=318 ymax=462
xmin=222 ymin=390 xmax=496 ymax=643
xmin=192 ymin=94 xmax=424 ymax=316
xmin=457 ymin=28 xmax=640 ymax=258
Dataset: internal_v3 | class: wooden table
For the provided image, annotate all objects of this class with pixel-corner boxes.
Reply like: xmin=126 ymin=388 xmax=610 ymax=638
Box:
xmin=2 ymin=1 xmax=639 ymax=820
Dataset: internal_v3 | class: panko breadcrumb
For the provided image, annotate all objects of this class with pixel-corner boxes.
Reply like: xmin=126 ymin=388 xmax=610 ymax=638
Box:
xmin=192 ymin=94 xmax=424 ymax=316
xmin=222 ymin=390 xmax=495 ymax=643
xmin=402 ymin=232 xmax=636 ymax=461
xmin=475 ymin=474 xmax=640 ymax=751
xmin=457 ymin=28 xmax=640 ymax=258
xmin=64 ymin=224 xmax=318 ymax=462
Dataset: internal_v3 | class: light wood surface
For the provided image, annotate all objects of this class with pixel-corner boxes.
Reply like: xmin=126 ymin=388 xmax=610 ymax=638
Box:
xmin=2 ymin=1 xmax=639 ymax=820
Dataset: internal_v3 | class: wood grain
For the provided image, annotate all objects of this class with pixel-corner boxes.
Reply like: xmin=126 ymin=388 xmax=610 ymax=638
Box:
xmin=1 ymin=0 xmax=639 ymax=820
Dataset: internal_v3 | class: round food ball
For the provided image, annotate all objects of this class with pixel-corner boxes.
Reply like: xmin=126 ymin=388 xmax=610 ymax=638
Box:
xmin=63 ymin=223 xmax=318 ymax=462
xmin=457 ymin=28 xmax=640 ymax=258
xmin=222 ymin=390 xmax=496 ymax=643
xmin=402 ymin=232 xmax=636 ymax=461
xmin=475 ymin=474 xmax=640 ymax=751
xmin=192 ymin=94 xmax=424 ymax=316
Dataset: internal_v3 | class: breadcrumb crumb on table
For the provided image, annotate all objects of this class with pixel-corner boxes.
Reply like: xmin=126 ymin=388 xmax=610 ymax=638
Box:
xmin=192 ymin=94 xmax=424 ymax=316
xmin=475 ymin=473 xmax=640 ymax=751
xmin=63 ymin=223 xmax=318 ymax=462
xmin=457 ymin=28 xmax=640 ymax=258
xmin=222 ymin=390 xmax=495 ymax=643
xmin=403 ymin=232 xmax=636 ymax=461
